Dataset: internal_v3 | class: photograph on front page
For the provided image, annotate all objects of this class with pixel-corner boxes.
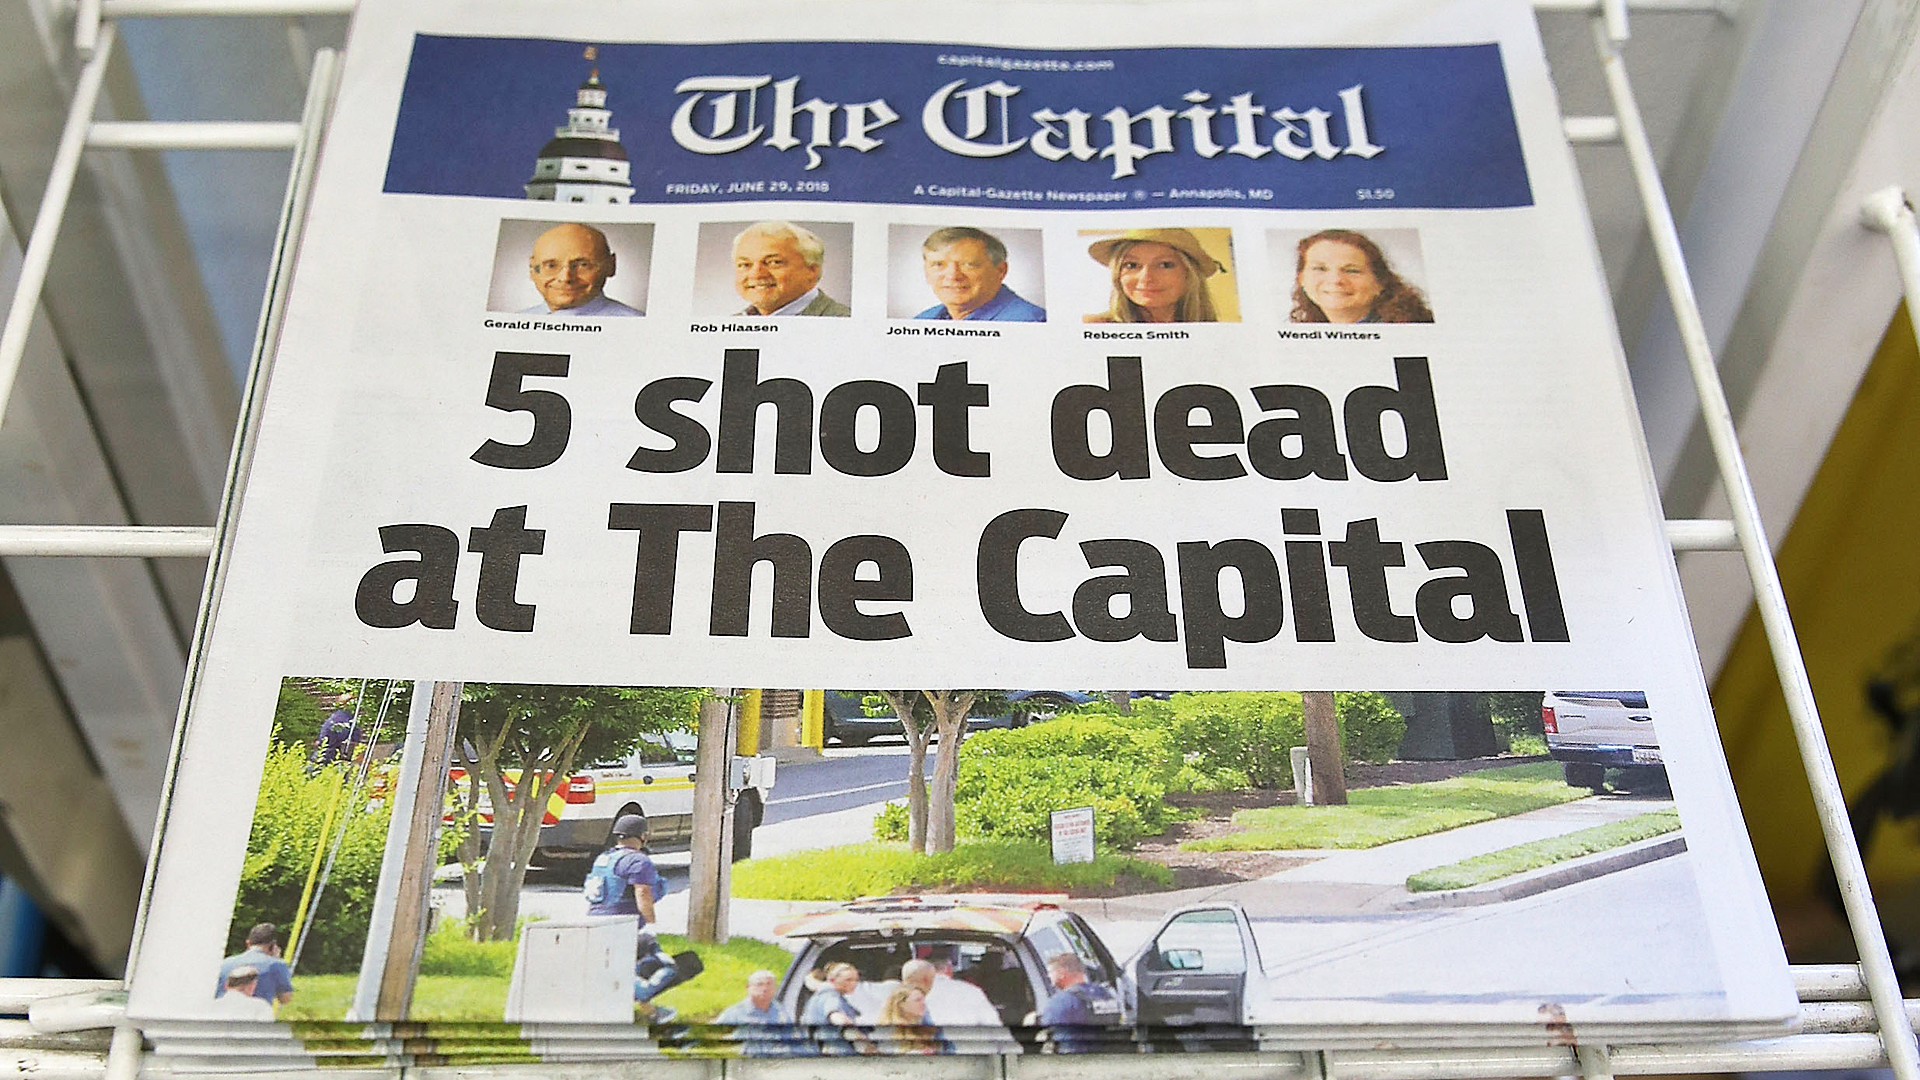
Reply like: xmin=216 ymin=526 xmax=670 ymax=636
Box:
xmin=221 ymin=678 xmax=1705 ymax=1056
xmin=485 ymin=218 xmax=654 ymax=318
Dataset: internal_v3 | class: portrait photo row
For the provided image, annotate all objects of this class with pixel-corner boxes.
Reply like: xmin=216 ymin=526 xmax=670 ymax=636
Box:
xmin=486 ymin=218 xmax=1437 ymax=326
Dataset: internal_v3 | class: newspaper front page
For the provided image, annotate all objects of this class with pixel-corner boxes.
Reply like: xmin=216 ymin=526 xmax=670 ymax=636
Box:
xmin=128 ymin=0 xmax=1796 ymax=1060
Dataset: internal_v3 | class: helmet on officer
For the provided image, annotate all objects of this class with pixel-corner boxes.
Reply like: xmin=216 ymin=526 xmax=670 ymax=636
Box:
xmin=612 ymin=813 xmax=649 ymax=839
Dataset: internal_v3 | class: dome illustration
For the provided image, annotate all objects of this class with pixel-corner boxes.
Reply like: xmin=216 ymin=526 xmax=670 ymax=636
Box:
xmin=525 ymin=51 xmax=635 ymax=204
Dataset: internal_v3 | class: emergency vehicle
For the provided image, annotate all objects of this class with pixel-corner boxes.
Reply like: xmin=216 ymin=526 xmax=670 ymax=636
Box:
xmin=453 ymin=730 xmax=777 ymax=868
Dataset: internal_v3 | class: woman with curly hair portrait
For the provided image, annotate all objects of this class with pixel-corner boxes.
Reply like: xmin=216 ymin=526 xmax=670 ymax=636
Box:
xmin=1290 ymin=228 xmax=1433 ymax=324
xmin=1084 ymin=228 xmax=1231 ymax=324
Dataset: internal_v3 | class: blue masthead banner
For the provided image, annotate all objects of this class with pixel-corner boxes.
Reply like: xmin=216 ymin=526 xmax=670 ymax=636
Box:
xmin=383 ymin=35 xmax=1532 ymax=211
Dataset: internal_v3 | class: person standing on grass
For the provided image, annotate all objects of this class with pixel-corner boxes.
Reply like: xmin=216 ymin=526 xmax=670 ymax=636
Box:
xmin=583 ymin=813 xmax=678 ymax=1020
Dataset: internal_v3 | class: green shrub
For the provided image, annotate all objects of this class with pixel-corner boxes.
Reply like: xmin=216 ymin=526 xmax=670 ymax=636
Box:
xmin=922 ymin=694 xmax=1408 ymax=850
xmin=1112 ymin=691 xmax=1404 ymax=788
xmin=418 ymin=919 xmax=518 ymax=977
xmin=1335 ymin=691 xmax=1407 ymax=764
xmin=962 ymin=715 xmax=1174 ymax=780
xmin=955 ymin=754 xmax=1170 ymax=846
xmin=946 ymin=715 xmax=1185 ymax=846
xmin=272 ymin=680 xmax=332 ymax=750
xmin=872 ymin=802 xmax=907 ymax=841
xmin=230 ymin=744 xmax=395 ymax=974
xmin=1487 ymin=693 xmax=1552 ymax=755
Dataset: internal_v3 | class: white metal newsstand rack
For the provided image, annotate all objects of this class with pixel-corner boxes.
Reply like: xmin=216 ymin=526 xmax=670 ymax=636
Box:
xmin=3 ymin=0 xmax=1919 ymax=1076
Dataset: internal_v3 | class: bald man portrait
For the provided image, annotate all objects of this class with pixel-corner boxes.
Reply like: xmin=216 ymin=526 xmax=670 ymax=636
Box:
xmin=518 ymin=222 xmax=643 ymax=317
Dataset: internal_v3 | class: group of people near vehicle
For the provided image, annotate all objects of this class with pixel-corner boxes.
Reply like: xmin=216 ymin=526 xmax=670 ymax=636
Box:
xmin=708 ymin=949 xmax=1117 ymax=1056
xmin=580 ymin=809 xmax=1124 ymax=1054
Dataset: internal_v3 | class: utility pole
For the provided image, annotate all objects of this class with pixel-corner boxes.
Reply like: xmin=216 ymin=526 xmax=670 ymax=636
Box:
xmin=1302 ymin=690 xmax=1347 ymax=806
xmin=686 ymin=689 xmax=738 ymax=944
xmin=348 ymin=680 xmax=460 ymax=1021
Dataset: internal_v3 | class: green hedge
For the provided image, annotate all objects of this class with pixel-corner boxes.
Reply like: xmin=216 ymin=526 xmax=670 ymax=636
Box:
xmin=230 ymin=744 xmax=394 ymax=974
xmin=955 ymin=748 xmax=1176 ymax=846
xmin=1115 ymin=692 xmax=1405 ymax=789
xmin=876 ymin=693 xmax=1406 ymax=850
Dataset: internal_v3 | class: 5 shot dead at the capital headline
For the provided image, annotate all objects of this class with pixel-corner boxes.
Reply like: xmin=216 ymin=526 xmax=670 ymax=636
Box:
xmin=351 ymin=351 xmax=1574 ymax=669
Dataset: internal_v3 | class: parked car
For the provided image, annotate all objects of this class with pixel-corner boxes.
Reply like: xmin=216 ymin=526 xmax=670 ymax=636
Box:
xmin=769 ymin=895 xmax=1264 ymax=1049
xmin=1541 ymin=690 xmax=1666 ymax=792
xmin=818 ymin=691 xmax=1091 ymax=746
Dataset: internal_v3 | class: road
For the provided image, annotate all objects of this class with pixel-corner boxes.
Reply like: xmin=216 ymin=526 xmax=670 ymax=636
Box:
xmin=761 ymin=745 xmax=916 ymax=826
xmin=1245 ymin=856 xmax=1719 ymax=1000
xmin=1069 ymin=853 xmax=1727 ymax=1027
xmin=480 ymin=744 xmax=916 ymax=907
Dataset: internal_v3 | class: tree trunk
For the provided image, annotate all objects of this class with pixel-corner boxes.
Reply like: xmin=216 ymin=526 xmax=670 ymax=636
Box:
xmin=924 ymin=691 xmax=975 ymax=853
xmin=454 ymin=769 xmax=484 ymax=928
xmin=880 ymin=692 xmax=931 ymax=854
xmin=1302 ymin=690 xmax=1347 ymax=806
xmin=472 ymin=721 xmax=590 ymax=941
xmin=1106 ymin=692 xmax=1132 ymax=714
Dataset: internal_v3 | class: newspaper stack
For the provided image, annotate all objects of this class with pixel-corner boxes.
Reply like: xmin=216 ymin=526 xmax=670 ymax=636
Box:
xmin=126 ymin=0 xmax=1797 ymax=1067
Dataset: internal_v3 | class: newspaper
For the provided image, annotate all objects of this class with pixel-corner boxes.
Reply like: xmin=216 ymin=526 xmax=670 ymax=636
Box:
xmin=126 ymin=0 xmax=1796 ymax=1059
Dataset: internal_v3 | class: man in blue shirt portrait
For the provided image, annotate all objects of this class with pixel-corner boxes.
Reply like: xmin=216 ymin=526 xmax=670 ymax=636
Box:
xmin=915 ymin=226 xmax=1046 ymax=322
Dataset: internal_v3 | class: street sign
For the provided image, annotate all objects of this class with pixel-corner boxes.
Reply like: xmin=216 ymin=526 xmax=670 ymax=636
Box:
xmin=1050 ymin=806 xmax=1096 ymax=865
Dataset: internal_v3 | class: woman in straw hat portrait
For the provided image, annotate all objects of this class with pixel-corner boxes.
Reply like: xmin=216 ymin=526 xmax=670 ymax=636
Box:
xmin=1083 ymin=227 xmax=1229 ymax=324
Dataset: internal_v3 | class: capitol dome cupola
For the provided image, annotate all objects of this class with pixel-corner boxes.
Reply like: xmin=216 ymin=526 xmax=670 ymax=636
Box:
xmin=525 ymin=47 xmax=635 ymax=204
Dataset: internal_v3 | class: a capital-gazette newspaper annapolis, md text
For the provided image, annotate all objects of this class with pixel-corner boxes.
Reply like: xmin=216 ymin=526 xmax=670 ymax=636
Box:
xmin=127 ymin=0 xmax=1794 ymax=1065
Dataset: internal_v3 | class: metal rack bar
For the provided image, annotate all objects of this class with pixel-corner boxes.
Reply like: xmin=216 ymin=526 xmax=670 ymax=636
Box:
xmin=1563 ymin=116 xmax=1622 ymax=144
xmin=1664 ymin=518 xmax=1738 ymax=551
xmin=0 ymin=526 xmax=215 ymax=557
xmin=1532 ymin=0 xmax=1728 ymax=11
xmin=0 ymin=522 xmax=216 ymax=553
xmin=99 ymin=0 xmax=354 ymax=14
xmin=0 ymin=22 xmax=116 ymax=425
xmin=1863 ymin=187 xmax=1920 ymax=346
xmin=1594 ymin=16 xmax=1920 ymax=1080
xmin=86 ymin=120 xmax=302 ymax=150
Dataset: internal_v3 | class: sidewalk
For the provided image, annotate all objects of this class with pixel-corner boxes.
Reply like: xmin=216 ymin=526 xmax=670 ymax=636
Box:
xmin=1068 ymin=793 xmax=1678 ymax=922
xmin=450 ymin=794 xmax=1679 ymax=944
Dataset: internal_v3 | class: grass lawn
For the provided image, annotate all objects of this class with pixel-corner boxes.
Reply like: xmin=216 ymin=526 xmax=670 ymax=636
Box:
xmin=652 ymin=933 xmax=796 ymax=1020
xmin=1181 ymin=762 xmax=1589 ymax=852
xmin=731 ymin=839 xmax=1172 ymax=901
xmin=277 ymin=933 xmax=795 ymax=1024
xmin=279 ymin=973 xmax=503 ymax=1021
xmin=1405 ymin=808 xmax=1682 ymax=892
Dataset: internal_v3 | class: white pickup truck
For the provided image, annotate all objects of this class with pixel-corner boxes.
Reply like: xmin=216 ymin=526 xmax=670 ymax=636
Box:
xmin=1541 ymin=690 xmax=1664 ymax=792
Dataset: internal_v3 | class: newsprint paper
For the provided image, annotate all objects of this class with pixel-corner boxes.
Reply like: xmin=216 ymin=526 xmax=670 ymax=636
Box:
xmin=128 ymin=0 xmax=1796 ymax=1064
